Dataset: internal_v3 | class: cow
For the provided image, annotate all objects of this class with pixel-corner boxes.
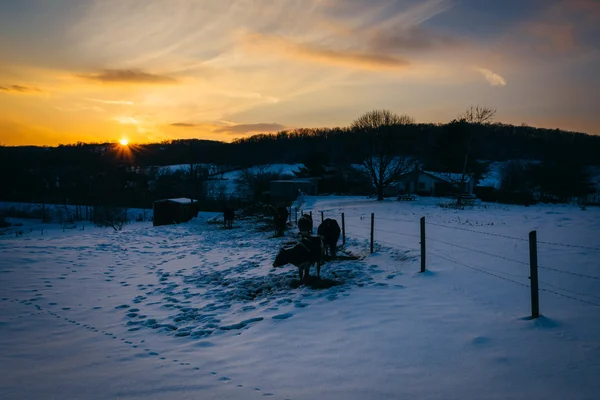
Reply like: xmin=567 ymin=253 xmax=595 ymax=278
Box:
xmin=273 ymin=236 xmax=324 ymax=281
xmin=264 ymin=204 xmax=289 ymax=236
xmin=297 ymin=213 xmax=313 ymax=236
xmin=274 ymin=205 xmax=289 ymax=236
xmin=317 ymin=218 xmax=341 ymax=258
xmin=223 ymin=207 xmax=234 ymax=229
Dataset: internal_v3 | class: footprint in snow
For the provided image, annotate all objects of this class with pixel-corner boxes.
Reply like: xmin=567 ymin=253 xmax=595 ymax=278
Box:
xmin=272 ymin=313 xmax=293 ymax=320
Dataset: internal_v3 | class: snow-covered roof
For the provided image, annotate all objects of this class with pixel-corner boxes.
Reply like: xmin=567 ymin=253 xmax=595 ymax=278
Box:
xmin=422 ymin=170 xmax=471 ymax=183
xmin=155 ymin=197 xmax=196 ymax=204
xmin=270 ymin=179 xmax=314 ymax=183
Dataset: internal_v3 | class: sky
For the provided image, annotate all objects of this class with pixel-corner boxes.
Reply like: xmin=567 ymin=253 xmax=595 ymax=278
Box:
xmin=0 ymin=0 xmax=599 ymax=146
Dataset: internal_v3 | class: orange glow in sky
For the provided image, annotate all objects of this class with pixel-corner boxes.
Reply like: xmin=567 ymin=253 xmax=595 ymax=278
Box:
xmin=0 ymin=0 xmax=599 ymax=146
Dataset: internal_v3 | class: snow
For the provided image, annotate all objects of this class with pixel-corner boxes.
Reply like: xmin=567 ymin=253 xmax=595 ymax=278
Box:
xmin=1 ymin=196 xmax=600 ymax=400
xmin=205 ymin=164 xmax=303 ymax=197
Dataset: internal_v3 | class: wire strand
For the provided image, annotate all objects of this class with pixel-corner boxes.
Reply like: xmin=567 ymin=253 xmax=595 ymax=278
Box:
xmin=538 ymin=280 xmax=600 ymax=301
xmin=425 ymin=221 xmax=528 ymax=241
xmin=538 ymin=266 xmax=600 ymax=281
xmin=535 ymin=240 xmax=600 ymax=251
xmin=373 ymin=227 xmax=421 ymax=239
xmin=539 ymin=287 xmax=600 ymax=307
xmin=426 ymin=236 xmax=529 ymax=265
xmin=428 ymin=249 xmax=530 ymax=287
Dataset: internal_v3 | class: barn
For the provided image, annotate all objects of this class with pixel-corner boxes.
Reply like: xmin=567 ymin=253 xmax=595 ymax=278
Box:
xmin=153 ymin=198 xmax=198 ymax=226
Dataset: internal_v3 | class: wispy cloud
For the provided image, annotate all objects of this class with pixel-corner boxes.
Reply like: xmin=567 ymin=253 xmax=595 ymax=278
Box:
xmin=243 ymin=33 xmax=410 ymax=71
xmin=213 ymin=123 xmax=286 ymax=135
xmin=170 ymin=122 xmax=199 ymax=128
xmin=476 ymin=67 xmax=507 ymax=87
xmin=77 ymin=69 xmax=177 ymax=84
xmin=0 ymin=84 xmax=42 ymax=94
xmin=85 ymin=98 xmax=134 ymax=105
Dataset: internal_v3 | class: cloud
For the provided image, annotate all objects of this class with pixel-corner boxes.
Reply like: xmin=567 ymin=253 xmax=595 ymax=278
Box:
xmin=85 ymin=98 xmax=134 ymax=105
xmin=369 ymin=26 xmax=463 ymax=53
xmin=476 ymin=67 xmax=507 ymax=87
xmin=76 ymin=69 xmax=177 ymax=84
xmin=0 ymin=84 xmax=42 ymax=94
xmin=244 ymin=33 xmax=410 ymax=71
xmin=170 ymin=122 xmax=199 ymax=127
xmin=213 ymin=123 xmax=286 ymax=134
xmin=56 ymin=105 xmax=105 ymax=113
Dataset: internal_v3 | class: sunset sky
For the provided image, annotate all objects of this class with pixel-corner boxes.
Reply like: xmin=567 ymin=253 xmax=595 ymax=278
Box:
xmin=1 ymin=0 xmax=599 ymax=146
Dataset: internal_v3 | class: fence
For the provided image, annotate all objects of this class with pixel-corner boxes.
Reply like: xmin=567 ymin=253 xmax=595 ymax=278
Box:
xmin=296 ymin=206 xmax=600 ymax=319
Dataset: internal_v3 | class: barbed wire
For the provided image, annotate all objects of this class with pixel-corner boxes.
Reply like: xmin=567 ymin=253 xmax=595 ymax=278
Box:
xmin=373 ymin=227 xmax=421 ymax=239
xmin=535 ymin=240 xmax=600 ymax=251
xmin=426 ymin=236 xmax=529 ymax=266
xmin=538 ymin=265 xmax=600 ymax=281
xmin=425 ymin=221 xmax=529 ymax=242
xmin=374 ymin=237 xmax=419 ymax=252
xmin=539 ymin=287 xmax=600 ymax=307
xmin=345 ymin=223 xmax=369 ymax=231
xmin=538 ymin=279 xmax=600 ymax=301
xmin=428 ymin=244 xmax=528 ymax=278
xmin=381 ymin=216 xmax=418 ymax=224
xmin=428 ymin=249 xmax=530 ymax=288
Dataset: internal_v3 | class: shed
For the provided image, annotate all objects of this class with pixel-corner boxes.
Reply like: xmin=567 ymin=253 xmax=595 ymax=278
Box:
xmin=269 ymin=179 xmax=318 ymax=203
xmin=153 ymin=198 xmax=198 ymax=226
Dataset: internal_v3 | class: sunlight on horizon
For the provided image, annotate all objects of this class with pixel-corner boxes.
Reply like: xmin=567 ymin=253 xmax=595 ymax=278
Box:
xmin=119 ymin=138 xmax=129 ymax=146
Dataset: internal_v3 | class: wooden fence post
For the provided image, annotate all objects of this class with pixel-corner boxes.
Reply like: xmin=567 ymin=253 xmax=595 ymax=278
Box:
xmin=370 ymin=213 xmax=374 ymax=254
xmin=341 ymin=212 xmax=345 ymax=246
xmin=529 ymin=230 xmax=540 ymax=319
xmin=420 ymin=217 xmax=426 ymax=273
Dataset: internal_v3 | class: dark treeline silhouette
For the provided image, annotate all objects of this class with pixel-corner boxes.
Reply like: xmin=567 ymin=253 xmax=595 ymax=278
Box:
xmin=1 ymin=120 xmax=599 ymax=211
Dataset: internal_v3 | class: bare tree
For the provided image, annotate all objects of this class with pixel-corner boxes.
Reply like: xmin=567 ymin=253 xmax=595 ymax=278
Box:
xmin=352 ymin=110 xmax=417 ymax=200
xmin=459 ymin=105 xmax=496 ymax=124
xmin=234 ymin=165 xmax=283 ymax=202
xmin=352 ymin=110 xmax=415 ymax=130
xmin=93 ymin=206 xmax=129 ymax=231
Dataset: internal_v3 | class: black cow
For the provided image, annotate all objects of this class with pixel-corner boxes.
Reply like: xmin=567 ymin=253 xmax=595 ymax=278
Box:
xmin=297 ymin=214 xmax=313 ymax=236
xmin=317 ymin=218 xmax=341 ymax=258
xmin=223 ymin=207 xmax=234 ymax=229
xmin=273 ymin=236 xmax=324 ymax=281
xmin=274 ymin=205 xmax=289 ymax=236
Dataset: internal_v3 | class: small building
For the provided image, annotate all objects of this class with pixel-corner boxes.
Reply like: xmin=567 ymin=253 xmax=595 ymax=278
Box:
xmin=269 ymin=179 xmax=319 ymax=204
xmin=153 ymin=198 xmax=198 ymax=226
xmin=396 ymin=170 xmax=474 ymax=197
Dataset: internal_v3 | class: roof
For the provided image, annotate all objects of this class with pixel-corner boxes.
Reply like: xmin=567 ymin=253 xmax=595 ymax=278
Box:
xmin=154 ymin=197 xmax=196 ymax=204
xmin=422 ymin=171 xmax=471 ymax=183
xmin=270 ymin=180 xmax=313 ymax=183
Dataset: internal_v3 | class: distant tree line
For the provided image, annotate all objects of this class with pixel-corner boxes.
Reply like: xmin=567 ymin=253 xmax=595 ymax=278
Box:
xmin=0 ymin=109 xmax=598 ymax=213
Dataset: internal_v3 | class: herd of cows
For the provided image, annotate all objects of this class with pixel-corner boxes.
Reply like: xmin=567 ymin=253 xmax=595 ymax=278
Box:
xmin=223 ymin=206 xmax=341 ymax=282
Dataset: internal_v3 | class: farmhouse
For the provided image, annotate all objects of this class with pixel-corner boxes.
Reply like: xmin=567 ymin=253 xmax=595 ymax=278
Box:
xmin=153 ymin=197 xmax=198 ymax=226
xmin=396 ymin=170 xmax=474 ymax=197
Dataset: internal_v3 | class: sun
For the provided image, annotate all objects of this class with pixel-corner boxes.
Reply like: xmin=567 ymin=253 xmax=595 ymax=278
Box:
xmin=119 ymin=138 xmax=129 ymax=146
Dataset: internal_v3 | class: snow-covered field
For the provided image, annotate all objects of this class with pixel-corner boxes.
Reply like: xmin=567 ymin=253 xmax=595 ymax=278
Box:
xmin=1 ymin=196 xmax=599 ymax=400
